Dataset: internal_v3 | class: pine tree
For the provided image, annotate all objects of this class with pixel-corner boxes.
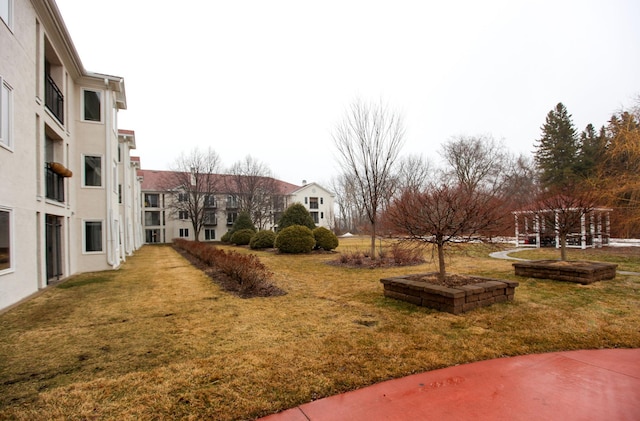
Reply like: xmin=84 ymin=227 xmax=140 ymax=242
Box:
xmin=576 ymin=123 xmax=607 ymax=179
xmin=277 ymin=203 xmax=316 ymax=231
xmin=534 ymin=103 xmax=579 ymax=188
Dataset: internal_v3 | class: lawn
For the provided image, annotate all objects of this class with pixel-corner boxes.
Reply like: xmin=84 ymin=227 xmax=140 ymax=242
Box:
xmin=0 ymin=238 xmax=639 ymax=420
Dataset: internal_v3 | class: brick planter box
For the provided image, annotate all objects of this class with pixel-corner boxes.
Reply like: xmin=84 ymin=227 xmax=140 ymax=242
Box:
xmin=380 ymin=273 xmax=518 ymax=315
xmin=513 ymin=260 xmax=617 ymax=284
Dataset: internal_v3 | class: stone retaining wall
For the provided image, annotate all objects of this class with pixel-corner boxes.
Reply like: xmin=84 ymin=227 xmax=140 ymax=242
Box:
xmin=380 ymin=273 xmax=518 ymax=315
xmin=513 ymin=260 xmax=617 ymax=284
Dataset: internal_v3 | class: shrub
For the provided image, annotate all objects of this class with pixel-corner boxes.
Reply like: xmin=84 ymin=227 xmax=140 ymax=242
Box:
xmin=230 ymin=228 xmax=256 ymax=246
xmin=250 ymin=230 xmax=276 ymax=249
xmin=278 ymin=203 xmax=316 ymax=230
xmin=173 ymin=239 xmax=275 ymax=296
xmin=221 ymin=231 xmax=232 ymax=243
xmin=275 ymin=225 xmax=316 ymax=254
xmin=313 ymin=227 xmax=339 ymax=250
xmin=231 ymin=211 xmax=256 ymax=234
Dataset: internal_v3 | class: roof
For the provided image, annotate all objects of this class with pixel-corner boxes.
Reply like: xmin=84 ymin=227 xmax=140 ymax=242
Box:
xmin=138 ymin=169 xmax=301 ymax=195
xmin=289 ymin=181 xmax=335 ymax=197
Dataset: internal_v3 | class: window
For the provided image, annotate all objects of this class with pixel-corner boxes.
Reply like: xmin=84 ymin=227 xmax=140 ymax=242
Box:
xmin=84 ymin=155 xmax=102 ymax=187
xmin=321 ymin=212 xmax=324 ymax=219
xmin=320 ymin=197 xmax=324 ymax=205
xmin=118 ymin=184 xmax=122 ymax=204
xmin=309 ymin=197 xmax=319 ymax=209
xmin=178 ymin=210 xmax=189 ymax=220
xmin=178 ymin=192 xmax=188 ymax=202
xmin=0 ymin=207 xmax=12 ymax=273
xmin=204 ymin=195 xmax=216 ymax=207
xmin=84 ymin=221 xmax=103 ymax=252
xmin=1 ymin=77 xmax=12 ymax=149
xmin=310 ymin=212 xmax=319 ymax=224
xmin=83 ymin=89 xmax=101 ymax=122
xmin=204 ymin=211 xmax=217 ymax=225
xmin=144 ymin=211 xmax=161 ymax=226
xmin=204 ymin=229 xmax=215 ymax=241
xmin=145 ymin=229 xmax=161 ymax=243
xmin=145 ymin=193 xmax=159 ymax=207
xmin=0 ymin=0 xmax=11 ymax=28
xmin=227 ymin=211 xmax=237 ymax=225
xmin=179 ymin=228 xmax=189 ymax=238
xmin=226 ymin=195 xmax=238 ymax=208
xmin=304 ymin=197 xmax=308 ymax=204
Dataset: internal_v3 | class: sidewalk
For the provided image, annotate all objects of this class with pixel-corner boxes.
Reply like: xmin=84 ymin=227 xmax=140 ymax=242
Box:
xmin=258 ymin=348 xmax=640 ymax=421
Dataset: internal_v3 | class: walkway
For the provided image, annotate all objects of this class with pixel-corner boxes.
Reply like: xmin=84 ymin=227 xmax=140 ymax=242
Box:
xmin=489 ymin=247 xmax=640 ymax=276
xmin=258 ymin=348 xmax=640 ymax=421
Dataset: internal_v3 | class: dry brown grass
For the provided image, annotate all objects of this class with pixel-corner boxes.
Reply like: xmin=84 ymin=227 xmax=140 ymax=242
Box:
xmin=0 ymin=239 xmax=639 ymax=420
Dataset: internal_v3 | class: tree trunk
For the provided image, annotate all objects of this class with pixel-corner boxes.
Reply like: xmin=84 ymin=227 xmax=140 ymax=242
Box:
xmin=437 ymin=240 xmax=446 ymax=280
xmin=560 ymin=234 xmax=567 ymax=261
xmin=370 ymin=221 xmax=376 ymax=259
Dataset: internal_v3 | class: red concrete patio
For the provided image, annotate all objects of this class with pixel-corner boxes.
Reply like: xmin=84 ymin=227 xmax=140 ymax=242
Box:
xmin=258 ymin=348 xmax=640 ymax=421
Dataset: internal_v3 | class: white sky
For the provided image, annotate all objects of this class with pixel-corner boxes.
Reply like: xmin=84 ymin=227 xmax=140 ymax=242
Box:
xmin=55 ymin=0 xmax=640 ymax=186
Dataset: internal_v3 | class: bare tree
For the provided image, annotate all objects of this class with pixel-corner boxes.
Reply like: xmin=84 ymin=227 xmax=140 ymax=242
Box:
xmin=226 ymin=155 xmax=280 ymax=230
xmin=500 ymin=153 xmax=540 ymax=212
xmin=333 ymin=99 xmax=405 ymax=258
xmin=166 ymin=147 xmax=222 ymax=241
xmin=440 ymin=135 xmax=509 ymax=193
xmin=386 ymin=182 xmax=505 ymax=280
xmin=395 ymin=154 xmax=433 ymax=194
xmin=532 ymin=183 xmax=597 ymax=261
xmin=330 ymin=173 xmax=368 ymax=234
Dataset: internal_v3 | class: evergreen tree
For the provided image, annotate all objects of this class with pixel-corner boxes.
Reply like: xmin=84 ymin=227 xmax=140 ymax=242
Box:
xmin=534 ymin=103 xmax=579 ymax=188
xmin=229 ymin=211 xmax=256 ymax=235
xmin=277 ymin=203 xmax=316 ymax=230
xmin=576 ymin=123 xmax=607 ymax=179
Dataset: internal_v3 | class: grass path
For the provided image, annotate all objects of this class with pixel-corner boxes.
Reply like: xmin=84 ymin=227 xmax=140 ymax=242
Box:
xmin=1 ymin=243 xmax=639 ymax=420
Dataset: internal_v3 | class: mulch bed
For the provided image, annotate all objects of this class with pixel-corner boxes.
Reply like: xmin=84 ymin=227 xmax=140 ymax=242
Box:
xmin=173 ymin=247 xmax=287 ymax=299
xmin=405 ymin=273 xmax=488 ymax=288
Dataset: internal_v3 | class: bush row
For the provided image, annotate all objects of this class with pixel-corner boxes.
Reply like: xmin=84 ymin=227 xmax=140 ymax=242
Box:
xmin=221 ymin=225 xmax=339 ymax=253
xmin=173 ymin=239 xmax=273 ymax=295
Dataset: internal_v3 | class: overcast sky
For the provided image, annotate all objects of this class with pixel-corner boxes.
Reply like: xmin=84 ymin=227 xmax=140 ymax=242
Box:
xmin=55 ymin=0 xmax=640 ymax=186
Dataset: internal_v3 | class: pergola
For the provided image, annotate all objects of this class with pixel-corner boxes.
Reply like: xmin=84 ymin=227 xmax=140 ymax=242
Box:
xmin=512 ymin=207 xmax=612 ymax=249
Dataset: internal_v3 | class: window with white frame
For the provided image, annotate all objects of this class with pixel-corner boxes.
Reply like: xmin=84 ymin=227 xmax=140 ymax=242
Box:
xmin=1 ymin=77 xmax=12 ymax=149
xmin=311 ymin=212 xmax=319 ymax=224
xmin=144 ymin=211 xmax=161 ymax=226
xmin=145 ymin=193 xmax=159 ymax=207
xmin=0 ymin=0 xmax=11 ymax=28
xmin=178 ymin=210 xmax=189 ymax=220
xmin=204 ymin=211 xmax=217 ymax=225
xmin=178 ymin=192 xmax=188 ymax=202
xmin=82 ymin=89 xmax=102 ymax=122
xmin=0 ymin=207 xmax=12 ymax=273
xmin=179 ymin=228 xmax=189 ymax=238
xmin=83 ymin=155 xmax=102 ymax=187
xmin=84 ymin=220 xmax=103 ymax=252
xmin=204 ymin=229 xmax=215 ymax=241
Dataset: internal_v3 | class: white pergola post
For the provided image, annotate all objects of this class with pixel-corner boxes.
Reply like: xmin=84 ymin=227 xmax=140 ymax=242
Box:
xmin=581 ymin=214 xmax=586 ymax=249
xmin=555 ymin=210 xmax=560 ymax=249
xmin=514 ymin=213 xmax=519 ymax=246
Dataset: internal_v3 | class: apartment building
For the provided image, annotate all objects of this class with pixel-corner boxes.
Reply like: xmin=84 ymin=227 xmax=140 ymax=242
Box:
xmin=139 ymin=170 xmax=335 ymax=243
xmin=0 ymin=0 xmax=141 ymax=310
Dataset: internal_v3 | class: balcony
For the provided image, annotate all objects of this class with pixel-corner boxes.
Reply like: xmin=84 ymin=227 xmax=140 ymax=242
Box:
xmin=45 ymin=165 xmax=65 ymax=202
xmin=45 ymin=74 xmax=64 ymax=124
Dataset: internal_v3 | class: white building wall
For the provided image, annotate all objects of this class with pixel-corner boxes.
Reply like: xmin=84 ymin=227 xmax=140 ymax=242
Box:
xmin=0 ymin=0 xmax=136 ymax=311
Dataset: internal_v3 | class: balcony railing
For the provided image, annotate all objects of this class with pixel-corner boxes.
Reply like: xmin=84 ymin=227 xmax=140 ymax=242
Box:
xmin=45 ymin=165 xmax=65 ymax=202
xmin=45 ymin=74 xmax=64 ymax=124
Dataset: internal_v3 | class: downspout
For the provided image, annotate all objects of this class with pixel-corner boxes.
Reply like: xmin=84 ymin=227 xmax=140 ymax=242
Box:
xmin=104 ymin=78 xmax=116 ymax=268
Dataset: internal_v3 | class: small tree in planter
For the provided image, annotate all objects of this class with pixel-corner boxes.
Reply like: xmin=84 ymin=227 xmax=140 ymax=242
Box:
xmin=386 ymin=182 xmax=506 ymax=280
xmin=531 ymin=184 xmax=597 ymax=261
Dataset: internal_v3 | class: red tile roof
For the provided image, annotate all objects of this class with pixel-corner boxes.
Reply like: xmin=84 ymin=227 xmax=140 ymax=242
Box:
xmin=138 ymin=169 xmax=300 ymax=195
